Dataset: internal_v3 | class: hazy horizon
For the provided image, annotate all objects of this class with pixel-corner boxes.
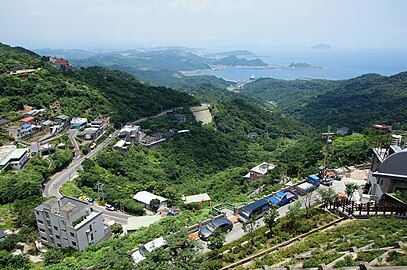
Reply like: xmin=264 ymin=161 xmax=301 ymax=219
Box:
xmin=1 ymin=0 xmax=407 ymax=52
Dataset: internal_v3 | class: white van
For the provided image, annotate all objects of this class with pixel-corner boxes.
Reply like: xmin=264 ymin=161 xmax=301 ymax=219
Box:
xmin=132 ymin=237 xmax=167 ymax=264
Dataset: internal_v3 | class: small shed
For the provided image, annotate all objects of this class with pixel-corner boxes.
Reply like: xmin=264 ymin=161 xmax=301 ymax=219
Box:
xmin=182 ymin=193 xmax=212 ymax=206
xmin=133 ymin=191 xmax=167 ymax=211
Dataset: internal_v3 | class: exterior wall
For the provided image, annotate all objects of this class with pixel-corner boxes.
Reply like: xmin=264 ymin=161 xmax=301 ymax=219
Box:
xmin=35 ymin=197 xmax=107 ymax=251
xmin=250 ymin=171 xmax=264 ymax=181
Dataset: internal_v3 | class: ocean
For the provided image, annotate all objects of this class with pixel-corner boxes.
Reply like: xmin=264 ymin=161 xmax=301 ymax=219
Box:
xmin=187 ymin=49 xmax=407 ymax=81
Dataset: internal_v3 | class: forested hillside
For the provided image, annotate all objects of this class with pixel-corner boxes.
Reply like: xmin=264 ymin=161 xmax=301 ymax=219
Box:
xmin=0 ymin=43 xmax=196 ymax=126
xmin=242 ymin=73 xmax=407 ymax=131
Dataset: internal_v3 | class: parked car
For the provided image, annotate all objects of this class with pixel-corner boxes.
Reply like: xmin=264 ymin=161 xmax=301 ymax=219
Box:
xmin=198 ymin=217 xmax=233 ymax=240
xmin=105 ymin=204 xmax=115 ymax=211
xmin=84 ymin=197 xmax=94 ymax=203
xmin=238 ymin=198 xmax=269 ymax=223
xmin=132 ymin=237 xmax=167 ymax=264
xmin=269 ymin=189 xmax=298 ymax=207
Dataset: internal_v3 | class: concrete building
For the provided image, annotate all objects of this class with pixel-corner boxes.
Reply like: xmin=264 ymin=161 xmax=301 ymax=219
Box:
xmin=7 ymin=125 xmax=32 ymax=139
xmin=133 ymin=191 xmax=167 ymax=211
xmin=244 ymin=162 xmax=276 ymax=181
xmin=70 ymin=117 xmax=88 ymax=129
xmin=0 ymin=146 xmax=29 ymax=171
xmin=119 ymin=125 xmax=140 ymax=142
xmin=77 ymin=128 xmax=99 ymax=140
xmin=366 ymin=134 xmax=407 ymax=205
xmin=34 ymin=197 xmax=110 ymax=251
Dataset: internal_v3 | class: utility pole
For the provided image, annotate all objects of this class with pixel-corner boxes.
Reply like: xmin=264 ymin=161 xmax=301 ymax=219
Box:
xmin=96 ymin=182 xmax=105 ymax=202
xmin=322 ymin=126 xmax=334 ymax=178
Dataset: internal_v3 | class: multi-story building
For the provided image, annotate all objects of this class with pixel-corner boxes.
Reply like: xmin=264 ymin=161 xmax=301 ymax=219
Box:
xmin=0 ymin=146 xmax=29 ymax=171
xmin=34 ymin=197 xmax=110 ymax=251
xmin=367 ymin=134 xmax=407 ymax=204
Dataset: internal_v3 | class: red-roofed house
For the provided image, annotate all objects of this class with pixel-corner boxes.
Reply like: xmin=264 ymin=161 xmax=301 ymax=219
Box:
xmin=19 ymin=116 xmax=34 ymax=124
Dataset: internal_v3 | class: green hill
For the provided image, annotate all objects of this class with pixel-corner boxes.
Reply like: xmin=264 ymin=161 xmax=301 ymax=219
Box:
xmin=0 ymin=43 xmax=196 ymax=126
xmin=242 ymin=73 xmax=407 ymax=131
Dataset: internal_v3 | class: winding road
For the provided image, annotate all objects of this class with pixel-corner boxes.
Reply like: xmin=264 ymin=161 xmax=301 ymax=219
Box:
xmin=42 ymin=110 xmax=176 ymax=225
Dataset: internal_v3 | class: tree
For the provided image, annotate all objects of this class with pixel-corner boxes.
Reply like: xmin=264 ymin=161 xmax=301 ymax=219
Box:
xmin=207 ymin=229 xmax=225 ymax=257
xmin=111 ymin=224 xmax=123 ymax=235
xmin=318 ymin=187 xmax=338 ymax=207
xmin=345 ymin=183 xmax=359 ymax=202
xmin=242 ymin=215 xmax=259 ymax=247
xmin=149 ymin=198 xmax=161 ymax=212
xmin=263 ymin=207 xmax=279 ymax=233
xmin=286 ymin=201 xmax=304 ymax=231
xmin=44 ymin=248 xmax=65 ymax=266
xmin=301 ymin=189 xmax=315 ymax=218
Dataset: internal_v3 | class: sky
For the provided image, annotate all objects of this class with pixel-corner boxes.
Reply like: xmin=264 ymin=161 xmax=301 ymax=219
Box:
xmin=1 ymin=0 xmax=407 ymax=51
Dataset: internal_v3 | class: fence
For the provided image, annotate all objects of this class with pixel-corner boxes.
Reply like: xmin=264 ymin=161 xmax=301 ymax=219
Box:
xmin=327 ymin=200 xmax=407 ymax=218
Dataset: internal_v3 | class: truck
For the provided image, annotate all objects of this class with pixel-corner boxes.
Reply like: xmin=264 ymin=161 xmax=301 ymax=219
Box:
xmin=238 ymin=198 xmax=269 ymax=223
xmin=268 ymin=189 xmax=298 ymax=207
xmin=294 ymin=175 xmax=320 ymax=195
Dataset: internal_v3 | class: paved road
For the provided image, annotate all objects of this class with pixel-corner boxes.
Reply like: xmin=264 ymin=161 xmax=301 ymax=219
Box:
xmin=42 ymin=130 xmax=132 ymax=224
xmin=42 ymin=110 xmax=177 ymax=225
xmin=200 ymin=185 xmax=331 ymax=252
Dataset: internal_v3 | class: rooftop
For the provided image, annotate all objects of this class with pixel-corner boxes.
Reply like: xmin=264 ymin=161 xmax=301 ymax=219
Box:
xmin=373 ymin=148 xmax=407 ymax=180
xmin=127 ymin=215 xmax=161 ymax=231
xmin=8 ymin=148 xmax=28 ymax=160
xmin=133 ymin=191 xmax=167 ymax=205
xmin=182 ymin=193 xmax=211 ymax=204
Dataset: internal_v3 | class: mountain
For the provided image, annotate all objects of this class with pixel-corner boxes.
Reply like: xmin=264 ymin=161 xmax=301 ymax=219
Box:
xmin=0 ymin=43 xmax=196 ymax=126
xmin=212 ymin=55 xmax=267 ymax=66
xmin=106 ymin=67 xmax=234 ymax=89
xmin=33 ymin=48 xmax=103 ymax=60
xmin=309 ymin=43 xmax=331 ymax=50
xmin=204 ymin=50 xmax=256 ymax=58
xmin=242 ymin=72 xmax=407 ymax=131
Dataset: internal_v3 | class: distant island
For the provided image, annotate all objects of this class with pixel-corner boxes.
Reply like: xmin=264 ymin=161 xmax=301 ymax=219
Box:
xmin=309 ymin=43 xmax=331 ymax=50
xmin=289 ymin=62 xmax=322 ymax=69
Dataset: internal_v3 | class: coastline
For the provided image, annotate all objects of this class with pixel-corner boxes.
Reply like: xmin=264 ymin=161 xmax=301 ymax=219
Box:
xmin=180 ymin=64 xmax=334 ymax=75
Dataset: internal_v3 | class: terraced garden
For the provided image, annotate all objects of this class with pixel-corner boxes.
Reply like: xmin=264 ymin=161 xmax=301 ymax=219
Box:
xmin=249 ymin=217 xmax=407 ymax=269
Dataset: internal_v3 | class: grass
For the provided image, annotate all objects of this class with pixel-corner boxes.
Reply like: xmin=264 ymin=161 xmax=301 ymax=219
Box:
xmin=251 ymin=217 xmax=407 ymax=269
xmin=218 ymin=209 xmax=338 ymax=266
xmin=0 ymin=204 xmax=16 ymax=230
xmin=60 ymin=181 xmax=83 ymax=197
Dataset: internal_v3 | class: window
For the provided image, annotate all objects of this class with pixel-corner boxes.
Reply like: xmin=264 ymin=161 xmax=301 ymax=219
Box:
xmin=37 ymin=219 xmax=44 ymax=224
xmin=39 ymin=228 xmax=45 ymax=233
xmin=89 ymin=224 xmax=92 ymax=231
xmin=71 ymin=241 xmax=76 ymax=246
xmin=57 ymin=243 xmax=61 ymax=247
xmin=36 ymin=211 xmax=40 ymax=215
xmin=56 ymin=235 xmax=60 ymax=239
xmin=53 ymin=226 xmax=58 ymax=231
xmin=90 ymin=233 xmax=94 ymax=241
xmin=41 ymin=236 xmax=47 ymax=241
xmin=70 ymin=232 xmax=75 ymax=237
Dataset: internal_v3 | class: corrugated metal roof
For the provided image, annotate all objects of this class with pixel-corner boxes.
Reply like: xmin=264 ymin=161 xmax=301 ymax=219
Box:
xmin=182 ymin=193 xmax=211 ymax=204
xmin=127 ymin=215 xmax=161 ymax=231
xmin=133 ymin=191 xmax=167 ymax=205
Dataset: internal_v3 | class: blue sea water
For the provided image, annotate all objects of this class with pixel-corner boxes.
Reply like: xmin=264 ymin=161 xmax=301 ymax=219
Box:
xmin=187 ymin=49 xmax=407 ymax=81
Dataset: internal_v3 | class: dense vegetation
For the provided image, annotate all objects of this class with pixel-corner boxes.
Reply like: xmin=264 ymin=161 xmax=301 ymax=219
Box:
xmin=242 ymin=73 xmax=407 ymax=131
xmin=253 ymin=217 xmax=407 ymax=268
xmin=0 ymin=43 xmax=42 ymax=74
xmin=106 ymin=67 xmax=233 ymax=90
xmin=0 ymin=43 xmax=196 ymax=126
xmin=69 ymin=99 xmax=316 ymax=212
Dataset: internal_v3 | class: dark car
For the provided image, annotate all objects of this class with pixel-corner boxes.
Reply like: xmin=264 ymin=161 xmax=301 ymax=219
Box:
xmin=198 ymin=217 xmax=233 ymax=240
